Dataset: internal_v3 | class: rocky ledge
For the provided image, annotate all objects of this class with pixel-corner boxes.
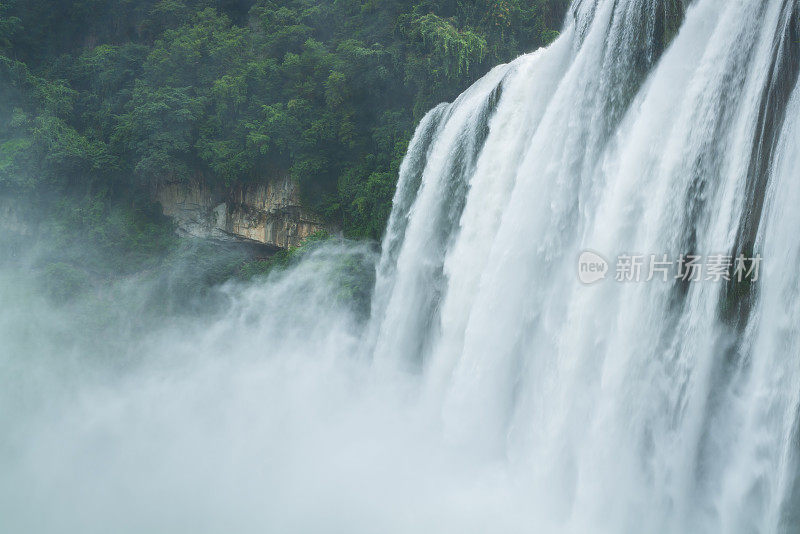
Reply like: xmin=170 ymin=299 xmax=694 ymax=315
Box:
xmin=152 ymin=176 xmax=326 ymax=251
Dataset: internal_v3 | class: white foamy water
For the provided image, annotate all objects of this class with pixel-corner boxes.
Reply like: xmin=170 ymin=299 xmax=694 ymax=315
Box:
xmin=2 ymin=0 xmax=800 ymax=532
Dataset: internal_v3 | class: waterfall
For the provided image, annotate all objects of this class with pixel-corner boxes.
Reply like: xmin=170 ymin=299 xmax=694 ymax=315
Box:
xmin=367 ymin=0 xmax=800 ymax=530
xmin=2 ymin=0 xmax=800 ymax=532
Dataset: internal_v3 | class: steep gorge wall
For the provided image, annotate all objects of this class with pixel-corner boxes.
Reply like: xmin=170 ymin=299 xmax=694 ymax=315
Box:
xmin=152 ymin=176 xmax=327 ymax=250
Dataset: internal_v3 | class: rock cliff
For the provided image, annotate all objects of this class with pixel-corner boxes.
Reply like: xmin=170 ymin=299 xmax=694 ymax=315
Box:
xmin=152 ymin=176 xmax=326 ymax=250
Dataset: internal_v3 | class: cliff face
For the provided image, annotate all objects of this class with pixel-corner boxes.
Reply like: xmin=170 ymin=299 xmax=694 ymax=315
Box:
xmin=152 ymin=176 xmax=326 ymax=250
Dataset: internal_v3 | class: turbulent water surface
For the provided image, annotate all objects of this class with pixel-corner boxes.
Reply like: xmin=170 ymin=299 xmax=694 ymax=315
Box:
xmin=3 ymin=0 xmax=800 ymax=532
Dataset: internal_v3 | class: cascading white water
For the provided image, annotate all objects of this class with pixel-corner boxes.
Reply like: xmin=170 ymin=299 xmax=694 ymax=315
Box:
xmin=371 ymin=0 xmax=800 ymax=530
xmin=2 ymin=0 xmax=799 ymax=532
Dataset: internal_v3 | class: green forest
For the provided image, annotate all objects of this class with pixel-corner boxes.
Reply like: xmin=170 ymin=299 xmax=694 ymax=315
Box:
xmin=0 ymin=0 xmax=567 ymax=275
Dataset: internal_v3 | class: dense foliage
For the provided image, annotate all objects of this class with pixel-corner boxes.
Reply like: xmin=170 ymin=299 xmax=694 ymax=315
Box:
xmin=1 ymin=0 xmax=566 ymax=242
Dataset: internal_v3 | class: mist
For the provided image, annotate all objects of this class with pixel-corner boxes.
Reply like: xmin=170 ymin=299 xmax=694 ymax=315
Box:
xmin=3 ymin=0 xmax=800 ymax=532
xmin=0 ymin=235 xmax=540 ymax=534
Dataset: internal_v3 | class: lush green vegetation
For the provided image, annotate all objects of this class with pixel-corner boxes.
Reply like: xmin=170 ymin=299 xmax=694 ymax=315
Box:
xmin=1 ymin=0 xmax=566 ymax=234
xmin=0 ymin=0 xmax=567 ymax=297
